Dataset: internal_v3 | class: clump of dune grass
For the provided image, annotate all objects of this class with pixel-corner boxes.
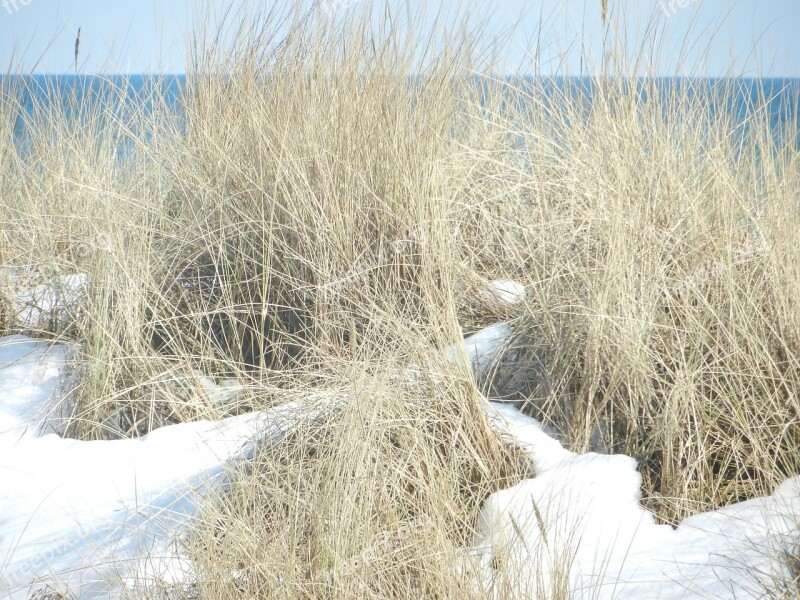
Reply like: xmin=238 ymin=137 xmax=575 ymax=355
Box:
xmin=187 ymin=358 xmax=532 ymax=600
xmin=474 ymin=73 xmax=800 ymax=523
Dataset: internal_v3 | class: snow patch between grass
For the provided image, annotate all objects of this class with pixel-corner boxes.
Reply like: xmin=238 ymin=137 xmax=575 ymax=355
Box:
xmin=0 ymin=336 xmax=336 ymax=599
xmin=0 ymin=334 xmax=798 ymax=599
xmin=471 ymin=402 xmax=800 ymax=599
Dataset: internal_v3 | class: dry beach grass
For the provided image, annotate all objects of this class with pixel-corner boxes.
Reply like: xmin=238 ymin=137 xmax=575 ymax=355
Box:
xmin=1 ymin=1 xmax=799 ymax=597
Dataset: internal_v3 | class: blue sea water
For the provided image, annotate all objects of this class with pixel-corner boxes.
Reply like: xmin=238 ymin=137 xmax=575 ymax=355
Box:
xmin=2 ymin=74 xmax=799 ymax=153
xmin=3 ymin=74 xmax=186 ymax=158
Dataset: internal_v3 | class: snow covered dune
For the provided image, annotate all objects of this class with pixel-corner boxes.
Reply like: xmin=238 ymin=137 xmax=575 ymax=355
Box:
xmin=0 ymin=336 xmax=338 ymax=599
xmin=472 ymin=403 xmax=800 ymax=599
xmin=1 ymin=330 xmax=798 ymax=599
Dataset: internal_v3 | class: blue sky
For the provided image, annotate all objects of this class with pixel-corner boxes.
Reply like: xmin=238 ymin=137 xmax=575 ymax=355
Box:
xmin=0 ymin=1 xmax=798 ymax=76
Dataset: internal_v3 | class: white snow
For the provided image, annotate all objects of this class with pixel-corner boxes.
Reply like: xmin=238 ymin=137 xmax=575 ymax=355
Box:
xmin=446 ymin=322 xmax=512 ymax=381
xmin=471 ymin=403 xmax=800 ymax=599
xmin=0 ymin=335 xmax=76 ymax=442
xmin=194 ymin=370 xmax=243 ymax=412
xmin=485 ymin=280 xmax=526 ymax=306
xmin=0 ymin=270 xmax=88 ymax=334
xmin=1 ymin=328 xmax=798 ymax=599
xmin=0 ymin=335 xmax=337 ymax=599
